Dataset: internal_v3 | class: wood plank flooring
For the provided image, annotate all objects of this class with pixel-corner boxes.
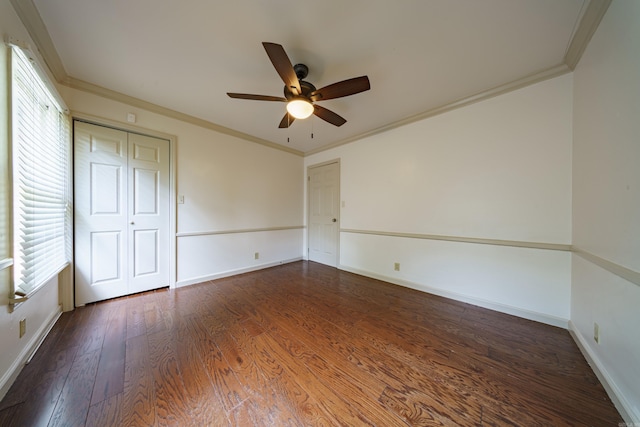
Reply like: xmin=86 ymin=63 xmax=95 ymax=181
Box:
xmin=0 ymin=261 xmax=623 ymax=426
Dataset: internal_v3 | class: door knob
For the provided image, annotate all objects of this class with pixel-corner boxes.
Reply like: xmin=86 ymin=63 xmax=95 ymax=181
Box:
xmin=332 ymin=218 xmax=337 ymax=222
xmin=130 ymin=221 xmax=135 ymax=225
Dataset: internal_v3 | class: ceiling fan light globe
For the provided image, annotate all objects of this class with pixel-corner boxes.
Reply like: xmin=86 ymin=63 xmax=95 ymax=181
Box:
xmin=287 ymin=99 xmax=314 ymax=119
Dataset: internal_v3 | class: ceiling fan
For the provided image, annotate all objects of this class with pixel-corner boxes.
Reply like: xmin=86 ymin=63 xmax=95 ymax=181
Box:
xmin=227 ymin=42 xmax=370 ymax=128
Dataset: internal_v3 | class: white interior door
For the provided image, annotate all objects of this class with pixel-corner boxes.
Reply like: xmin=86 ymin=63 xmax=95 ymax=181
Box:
xmin=74 ymin=121 xmax=170 ymax=305
xmin=308 ymin=162 xmax=340 ymax=267
xmin=127 ymin=133 xmax=170 ymax=294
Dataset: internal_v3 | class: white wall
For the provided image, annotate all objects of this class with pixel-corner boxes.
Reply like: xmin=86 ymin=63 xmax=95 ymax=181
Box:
xmin=306 ymin=74 xmax=574 ymax=326
xmin=0 ymin=0 xmax=63 ymax=399
xmin=571 ymin=0 xmax=640 ymax=421
xmin=61 ymin=88 xmax=305 ymax=287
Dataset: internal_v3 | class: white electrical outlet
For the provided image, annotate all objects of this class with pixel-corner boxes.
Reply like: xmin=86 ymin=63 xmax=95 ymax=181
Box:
xmin=255 ymin=252 xmax=260 ymax=260
xmin=394 ymin=262 xmax=400 ymax=271
xmin=594 ymin=322 xmax=600 ymax=344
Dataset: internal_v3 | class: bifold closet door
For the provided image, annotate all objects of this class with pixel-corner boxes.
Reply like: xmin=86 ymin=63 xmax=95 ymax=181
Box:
xmin=74 ymin=121 xmax=170 ymax=305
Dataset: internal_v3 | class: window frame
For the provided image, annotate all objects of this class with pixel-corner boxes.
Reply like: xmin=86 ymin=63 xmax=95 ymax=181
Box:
xmin=9 ymin=43 xmax=72 ymax=307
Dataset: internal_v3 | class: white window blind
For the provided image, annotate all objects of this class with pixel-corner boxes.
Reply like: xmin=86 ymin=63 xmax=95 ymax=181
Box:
xmin=11 ymin=46 xmax=71 ymax=296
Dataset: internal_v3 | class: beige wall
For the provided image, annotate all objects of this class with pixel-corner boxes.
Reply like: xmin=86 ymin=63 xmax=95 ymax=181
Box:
xmin=571 ymin=0 xmax=640 ymax=421
xmin=61 ymin=88 xmax=305 ymax=286
xmin=306 ymin=74 xmax=574 ymax=326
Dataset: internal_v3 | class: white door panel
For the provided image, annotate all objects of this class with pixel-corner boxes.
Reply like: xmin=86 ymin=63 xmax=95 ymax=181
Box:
xmin=75 ymin=122 xmax=169 ymax=305
xmin=90 ymin=163 xmax=122 ymax=215
xmin=308 ymin=162 xmax=339 ymax=267
xmin=127 ymin=133 xmax=169 ymax=294
xmin=133 ymin=169 xmax=159 ymax=214
xmin=75 ymin=123 xmax=128 ymax=305
xmin=133 ymin=229 xmax=159 ymax=276
xmin=90 ymin=231 xmax=122 ymax=283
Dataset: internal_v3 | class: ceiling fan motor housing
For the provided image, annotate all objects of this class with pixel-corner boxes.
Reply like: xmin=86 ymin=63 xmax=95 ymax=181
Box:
xmin=284 ymin=73 xmax=316 ymax=100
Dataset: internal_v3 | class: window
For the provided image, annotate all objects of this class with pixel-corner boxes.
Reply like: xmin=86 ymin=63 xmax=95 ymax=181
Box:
xmin=11 ymin=45 xmax=71 ymax=297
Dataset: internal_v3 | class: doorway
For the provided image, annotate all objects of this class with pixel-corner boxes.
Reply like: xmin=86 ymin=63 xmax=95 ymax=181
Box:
xmin=307 ymin=161 xmax=340 ymax=267
xmin=74 ymin=120 xmax=171 ymax=305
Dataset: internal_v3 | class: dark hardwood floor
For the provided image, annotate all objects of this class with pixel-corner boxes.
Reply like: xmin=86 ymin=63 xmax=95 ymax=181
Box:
xmin=0 ymin=261 xmax=623 ymax=426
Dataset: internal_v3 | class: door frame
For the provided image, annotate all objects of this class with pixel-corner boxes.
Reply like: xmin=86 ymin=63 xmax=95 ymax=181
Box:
xmin=306 ymin=159 xmax=341 ymax=267
xmin=65 ymin=113 xmax=177 ymax=309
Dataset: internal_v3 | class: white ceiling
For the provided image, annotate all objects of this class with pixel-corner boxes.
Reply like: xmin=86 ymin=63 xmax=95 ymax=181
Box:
xmin=29 ymin=0 xmax=589 ymax=155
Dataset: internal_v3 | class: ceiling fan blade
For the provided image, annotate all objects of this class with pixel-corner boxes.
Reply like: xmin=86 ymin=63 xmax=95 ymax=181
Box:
xmin=227 ymin=93 xmax=287 ymax=102
xmin=310 ymin=76 xmax=370 ymax=102
xmin=262 ymin=42 xmax=301 ymax=96
xmin=278 ymin=113 xmax=296 ymax=128
xmin=313 ymin=105 xmax=347 ymax=127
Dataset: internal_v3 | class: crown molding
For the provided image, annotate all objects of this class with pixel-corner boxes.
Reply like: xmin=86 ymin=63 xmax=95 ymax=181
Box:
xmin=12 ymin=0 xmax=609 ymax=156
xmin=9 ymin=0 xmax=66 ymax=81
xmin=564 ymin=0 xmax=612 ymax=70
xmin=305 ymin=0 xmax=612 ymax=157
xmin=63 ymin=77 xmax=304 ymax=156
xmin=9 ymin=0 xmax=304 ymax=156
xmin=305 ymin=63 xmax=571 ymax=156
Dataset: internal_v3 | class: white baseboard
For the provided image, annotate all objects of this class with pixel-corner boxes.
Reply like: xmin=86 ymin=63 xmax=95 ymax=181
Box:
xmin=568 ymin=321 xmax=638 ymax=424
xmin=0 ymin=305 xmax=62 ymax=401
xmin=338 ymin=264 xmax=569 ymax=328
xmin=338 ymin=265 xmax=636 ymax=423
xmin=176 ymin=257 xmax=303 ymax=288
